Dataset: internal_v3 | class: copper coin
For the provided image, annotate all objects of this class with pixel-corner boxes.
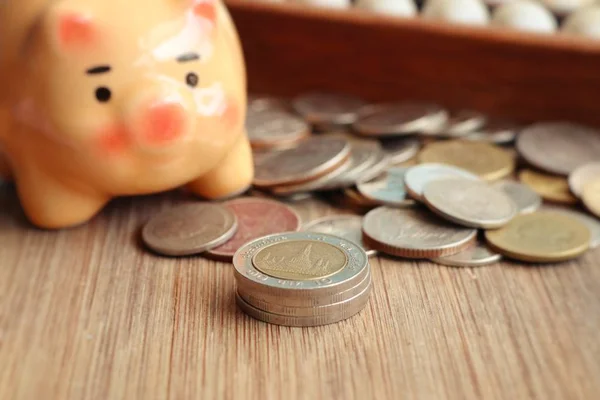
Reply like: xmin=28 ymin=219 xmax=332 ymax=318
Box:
xmin=253 ymin=136 xmax=351 ymax=187
xmin=516 ymin=122 xmax=600 ymax=176
xmin=292 ymin=91 xmax=366 ymax=126
xmin=569 ymin=162 xmax=600 ymax=198
xmin=205 ymin=198 xmax=301 ymax=261
xmin=142 ymin=203 xmax=238 ymax=256
xmin=246 ymin=108 xmax=310 ymax=149
xmin=353 ymin=102 xmax=448 ymax=136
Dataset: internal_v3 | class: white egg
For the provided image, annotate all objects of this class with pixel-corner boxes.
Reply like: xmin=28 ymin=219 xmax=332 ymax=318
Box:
xmin=355 ymin=0 xmax=417 ymax=16
xmin=421 ymin=0 xmax=490 ymax=26
xmin=562 ymin=6 xmax=600 ymax=38
xmin=491 ymin=0 xmax=557 ymax=33
xmin=293 ymin=0 xmax=351 ymax=9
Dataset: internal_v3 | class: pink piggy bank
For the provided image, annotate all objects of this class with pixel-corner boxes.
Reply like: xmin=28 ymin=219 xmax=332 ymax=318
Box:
xmin=0 ymin=0 xmax=254 ymax=228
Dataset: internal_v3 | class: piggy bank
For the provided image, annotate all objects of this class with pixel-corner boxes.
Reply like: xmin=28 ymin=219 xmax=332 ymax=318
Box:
xmin=0 ymin=0 xmax=253 ymax=228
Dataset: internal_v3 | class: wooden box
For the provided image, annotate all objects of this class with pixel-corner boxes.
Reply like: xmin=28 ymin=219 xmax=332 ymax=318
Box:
xmin=225 ymin=0 xmax=600 ymax=127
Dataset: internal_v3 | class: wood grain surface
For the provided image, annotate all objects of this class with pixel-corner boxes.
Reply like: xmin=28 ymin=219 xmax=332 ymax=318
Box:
xmin=226 ymin=0 xmax=600 ymax=128
xmin=1 ymin=182 xmax=599 ymax=400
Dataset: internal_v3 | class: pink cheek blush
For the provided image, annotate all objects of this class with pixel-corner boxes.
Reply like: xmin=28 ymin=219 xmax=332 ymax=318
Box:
xmin=193 ymin=2 xmax=217 ymax=25
xmin=97 ymin=124 xmax=130 ymax=155
xmin=222 ymin=100 xmax=240 ymax=128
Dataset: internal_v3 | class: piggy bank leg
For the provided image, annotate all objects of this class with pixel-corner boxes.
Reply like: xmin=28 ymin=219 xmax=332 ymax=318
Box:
xmin=187 ymin=133 xmax=254 ymax=199
xmin=15 ymin=172 xmax=109 ymax=229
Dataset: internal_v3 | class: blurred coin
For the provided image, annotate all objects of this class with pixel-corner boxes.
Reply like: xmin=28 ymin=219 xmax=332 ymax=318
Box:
xmin=430 ymin=241 xmax=502 ymax=267
xmin=355 ymin=150 xmax=390 ymax=183
xmin=541 ymin=204 xmax=600 ymax=248
xmin=582 ymin=178 xmax=600 ymax=218
xmin=418 ymin=140 xmax=515 ymax=181
xmin=253 ymin=136 xmax=351 ymax=187
xmin=342 ymin=187 xmax=381 ymax=208
xmin=484 ymin=212 xmax=591 ymax=263
xmin=291 ymin=92 xmax=366 ymax=127
xmin=380 ymin=137 xmax=420 ymax=164
xmin=404 ymin=163 xmax=480 ymax=200
xmin=569 ymin=162 xmax=600 ymax=198
xmin=465 ymin=119 xmax=520 ymax=144
xmin=235 ymin=284 xmax=371 ymax=327
xmin=246 ymin=108 xmax=310 ymax=150
xmin=142 ymin=203 xmax=237 ymax=256
xmin=302 ymin=215 xmax=377 ymax=256
xmin=519 ymin=169 xmax=578 ymax=204
xmin=423 ymin=179 xmax=517 ymax=229
xmin=516 ymin=122 xmax=600 ymax=176
xmin=423 ymin=109 xmax=487 ymax=137
xmin=248 ymin=94 xmax=290 ymax=112
xmin=362 ymin=206 xmax=477 ymax=258
xmin=493 ymin=180 xmax=541 ymax=214
xmin=356 ymin=167 xmax=416 ymax=207
xmin=353 ymin=102 xmax=448 ymax=136
xmin=233 ymin=232 xmax=369 ymax=296
xmin=205 ymin=198 xmax=301 ymax=261
xmin=316 ymin=140 xmax=382 ymax=190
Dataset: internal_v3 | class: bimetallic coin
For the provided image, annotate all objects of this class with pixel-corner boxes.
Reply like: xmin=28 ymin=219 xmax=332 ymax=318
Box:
xmin=404 ymin=163 xmax=480 ymax=200
xmin=205 ymin=198 xmax=301 ymax=261
xmin=353 ymin=102 xmax=448 ymax=136
xmin=541 ymin=205 xmax=600 ymax=248
xmin=380 ymin=138 xmax=420 ymax=164
xmin=291 ymin=92 xmax=366 ymax=127
xmin=362 ymin=206 xmax=477 ymax=258
xmin=484 ymin=212 xmax=591 ymax=263
xmin=302 ymin=215 xmax=377 ymax=256
xmin=246 ymin=108 xmax=309 ymax=150
xmin=519 ymin=169 xmax=578 ymax=204
xmin=235 ymin=284 xmax=371 ymax=327
xmin=142 ymin=203 xmax=237 ymax=256
xmin=493 ymin=180 xmax=541 ymax=214
xmin=253 ymin=136 xmax=351 ymax=187
xmin=582 ymin=178 xmax=600 ymax=218
xmin=233 ymin=232 xmax=369 ymax=296
xmin=569 ymin=162 xmax=600 ymax=198
xmin=356 ymin=167 xmax=416 ymax=207
xmin=418 ymin=140 xmax=515 ymax=181
xmin=466 ymin=119 xmax=520 ymax=145
xmin=431 ymin=241 xmax=502 ymax=267
xmin=423 ymin=179 xmax=517 ymax=229
xmin=238 ymin=275 xmax=372 ymax=317
xmin=516 ymin=122 xmax=600 ymax=176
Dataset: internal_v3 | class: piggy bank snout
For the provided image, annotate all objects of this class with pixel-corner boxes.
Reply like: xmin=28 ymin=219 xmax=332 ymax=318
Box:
xmin=129 ymin=99 xmax=188 ymax=148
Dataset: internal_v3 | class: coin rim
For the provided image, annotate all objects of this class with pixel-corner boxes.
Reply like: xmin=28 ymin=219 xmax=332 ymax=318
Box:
xmin=353 ymin=103 xmax=449 ymax=136
xmin=301 ymin=214 xmax=378 ymax=257
xmin=430 ymin=241 xmax=502 ymax=267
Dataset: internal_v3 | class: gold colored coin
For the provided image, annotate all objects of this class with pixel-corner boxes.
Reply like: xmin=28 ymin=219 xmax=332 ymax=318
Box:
xmin=484 ymin=212 xmax=591 ymax=263
xmin=582 ymin=178 xmax=600 ymax=218
xmin=252 ymin=240 xmax=347 ymax=281
xmin=519 ymin=169 xmax=578 ymax=204
xmin=417 ymin=140 xmax=515 ymax=181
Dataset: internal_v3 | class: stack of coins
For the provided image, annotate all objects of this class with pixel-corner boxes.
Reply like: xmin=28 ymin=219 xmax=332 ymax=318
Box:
xmin=232 ymin=232 xmax=372 ymax=327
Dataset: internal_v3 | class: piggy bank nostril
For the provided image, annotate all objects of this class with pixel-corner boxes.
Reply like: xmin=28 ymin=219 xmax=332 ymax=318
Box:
xmin=142 ymin=101 xmax=186 ymax=144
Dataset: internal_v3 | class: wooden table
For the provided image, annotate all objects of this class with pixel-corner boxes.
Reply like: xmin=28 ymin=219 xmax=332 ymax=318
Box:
xmin=1 ymin=183 xmax=599 ymax=400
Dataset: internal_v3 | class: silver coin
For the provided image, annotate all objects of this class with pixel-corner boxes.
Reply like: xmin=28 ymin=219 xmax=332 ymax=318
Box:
xmin=316 ymin=140 xmax=382 ymax=190
xmin=404 ymin=163 xmax=481 ymax=201
xmin=238 ymin=274 xmax=372 ymax=317
xmin=430 ymin=241 xmax=502 ymax=267
xmin=569 ymin=162 xmax=600 ymax=198
xmin=466 ymin=119 xmax=520 ymax=144
xmin=235 ymin=283 xmax=371 ymax=327
xmin=423 ymin=179 xmax=518 ymax=229
xmin=362 ymin=206 xmax=478 ymax=259
xmin=541 ymin=205 xmax=600 ymax=248
xmin=516 ymin=121 xmax=600 ymax=176
xmin=232 ymin=232 xmax=369 ymax=295
xmin=380 ymin=138 xmax=420 ymax=164
xmin=302 ymin=215 xmax=377 ymax=256
xmin=423 ymin=109 xmax=487 ymax=137
xmin=356 ymin=167 xmax=416 ymax=207
xmin=246 ymin=108 xmax=309 ymax=149
xmin=353 ymin=102 xmax=449 ymax=136
xmin=493 ymin=180 xmax=541 ymax=214
xmin=248 ymin=94 xmax=290 ymax=112
xmin=237 ymin=267 xmax=372 ymax=307
xmin=355 ymin=150 xmax=391 ymax=183
xmin=291 ymin=92 xmax=366 ymax=126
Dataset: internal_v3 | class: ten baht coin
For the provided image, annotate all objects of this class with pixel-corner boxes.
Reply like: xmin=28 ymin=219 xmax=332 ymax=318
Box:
xmin=484 ymin=211 xmax=591 ymax=263
xmin=142 ymin=203 xmax=238 ymax=256
xmin=233 ymin=232 xmax=369 ymax=296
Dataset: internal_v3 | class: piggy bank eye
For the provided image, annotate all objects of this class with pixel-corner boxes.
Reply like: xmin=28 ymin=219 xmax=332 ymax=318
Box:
xmin=186 ymin=72 xmax=199 ymax=88
xmin=95 ymin=87 xmax=112 ymax=103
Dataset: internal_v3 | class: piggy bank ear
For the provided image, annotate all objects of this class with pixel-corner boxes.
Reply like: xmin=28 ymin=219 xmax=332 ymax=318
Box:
xmin=47 ymin=7 xmax=99 ymax=53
